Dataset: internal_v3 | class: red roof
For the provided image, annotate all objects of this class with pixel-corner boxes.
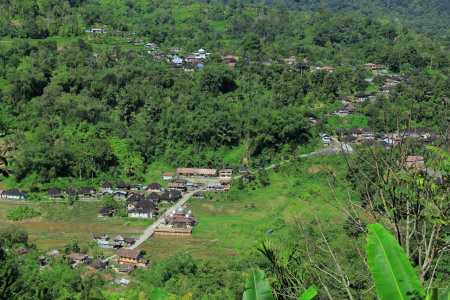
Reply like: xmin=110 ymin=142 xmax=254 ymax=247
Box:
xmin=162 ymin=172 xmax=174 ymax=176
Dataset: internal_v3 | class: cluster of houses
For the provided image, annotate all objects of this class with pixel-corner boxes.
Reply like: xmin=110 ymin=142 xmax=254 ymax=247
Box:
xmin=93 ymin=234 xmax=136 ymax=249
xmin=332 ymin=126 xmax=443 ymax=147
xmin=97 ymin=180 xmax=185 ymax=219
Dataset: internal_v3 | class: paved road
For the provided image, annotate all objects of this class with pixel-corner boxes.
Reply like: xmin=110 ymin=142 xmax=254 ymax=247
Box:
xmin=129 ymin=189 xmax=200 ymax=249
xmin=102 ymin=188 xmax=202 ymax=262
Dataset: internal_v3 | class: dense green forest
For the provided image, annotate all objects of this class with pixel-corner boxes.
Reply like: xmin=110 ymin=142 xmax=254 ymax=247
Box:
xmin=0 ymin=0 xmax=449 ymax=299
xmin=201 ymin=0 xmax=450 ymax=36
xmin=0 ymin=0 xmax=448 ymax=186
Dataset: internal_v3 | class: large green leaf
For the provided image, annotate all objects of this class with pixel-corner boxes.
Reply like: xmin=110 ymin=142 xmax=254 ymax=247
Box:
xmin=438 ymin=289 xmax=450 ymax=300
xmin=243 ymin=270 xmax=275 ymax=300
xmin=366 ymin=223 xmax=426 ymax=300
xmin=299 ymin=285 xmax=318 ymax=300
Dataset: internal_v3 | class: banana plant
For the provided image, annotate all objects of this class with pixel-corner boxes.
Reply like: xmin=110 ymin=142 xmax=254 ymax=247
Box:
xmin=366 ymin=223 xmax=448 ymax=300
xmin=243 ymin=270 xmax=317 ymax=300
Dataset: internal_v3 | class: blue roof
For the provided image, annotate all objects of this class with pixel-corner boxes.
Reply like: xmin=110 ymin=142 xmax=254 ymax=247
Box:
xmin=197 ymin=63 xmax=204 ymax=68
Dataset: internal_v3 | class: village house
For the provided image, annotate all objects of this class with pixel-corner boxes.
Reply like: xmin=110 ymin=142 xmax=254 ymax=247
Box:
xmin=361 ymin=127 xmax=375 ymax=139
xmin=348 ymin=127 xmax=362 ymax=136
xmin=185 ymin=54 xmax=196 ymax=62
xmin=222 ymin=55 xmax=240 ymax=62
xmin=65 ymin=188 xmax=77 ymax=197
xmin=48 ymin=188 xmax=64 ymax=199
xmin=1 ymin=189 xmax=28 ymax=199
xmin=97 ymin=240 xmax=121 ymax=249
xmin=155 ymin=206 xmax=197 ymax=236
xmin=219 ymin=169 xmax=233 ymax=179
xmin=148 ymin=192 xmax=161 ymax=203
xmin=353 ymin=92 xmax=376 ymax=102
xmin=97 ymin=207 xmax=114 ymax=217
xmin=100 ymin=181 xmax=113 ymax=191
xmin=284 ymin=56 xmax=296 ymax=65
xmin=114 ymin=190 xmax=128 ymax=199
xmin=335 ymin=104 xmax=357 ymax=116
xmin=321 ymin=66 xmax=334 ymax=72
xmin=321 ymin=134 xmax=331 ymax=146
xmin=160 ymin=190 xmax=182 ymax=203
xmin=405 ymin=156 xmax=425 ymax=169
xmin=171 ymin=55 xmax=183 ymax=65
xmin=168 ymin=182 xmax=187 ymax=192
xmin=378 ymin=85 xmax=391 ymax=93
xmin=191 ymin=192 xmax=206 ymax=199
xmin=207 ymin=182 xmax=229 ymax=193
xmin=79 ymin=186 xmax=96 ymax=197
xmin=130 ymin=184 xmax=142 ymax=192
xmin=364 ymin=63 xmax=386 ymax=71
xmin=176 ymin=168 xmax=217 ymax=177
xmin=67 ymin=253 xmax=91 ymax=268
xmin=161 ymin=172 xmax=174 ymax=180
xmin=116 ymin=180 xmax=130 ymax=190
xmin=144 ymin=43 xmax=158 ymax=50
xmin=170 ymin=46 xmax=183 ymax=52
xmin=116 ymin=248 xmax=147 ymax=266
xmin=113 ymin=235 xmax=135 ymax=246
xmin=93 ymin=234 xmax=109 ymax=241
xmin=336 ymin=128 xmax=349 ymax=136
xmin=181 ymin=62 xmax=195 ymax=71
xmin=128 ymin=199 xmax=157 ymax=218
xmin=89 ymin=260 xmax=108 ymax=270
xmin=144 ymin=182 xmax=165 ymax=192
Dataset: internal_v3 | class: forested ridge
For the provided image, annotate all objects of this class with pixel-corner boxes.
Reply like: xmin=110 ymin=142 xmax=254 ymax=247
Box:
xmin=200 ymin=0 xmax=450 ymax=36
xmin=0 ymin=0 xmax=448 ymax=186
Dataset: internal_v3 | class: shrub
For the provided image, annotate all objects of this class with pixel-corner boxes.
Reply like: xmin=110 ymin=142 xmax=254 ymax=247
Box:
xmin=6 ymin=206 xmax=41 ymax=221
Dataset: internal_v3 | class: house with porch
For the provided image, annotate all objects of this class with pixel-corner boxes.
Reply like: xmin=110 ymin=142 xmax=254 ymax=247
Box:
xmin=160 ymin=190 xmax=182 ymax=203
xmin=127 ymin=199 xmax=157 ymax=218
xmin=161 ymin=172 xmax=174 ymax=180
xmin=168 ymin=182 xmax=186 ymax=192
xmin=48 ymin=188 xmax=64 ymax=199
xmin=219 ymin=169 xmax=233 ymax=179
xmin=1 ymin=189 xmax=28 ymax=199
xmin=98 ymin=207 xmax=114 ymax=217
xmin=116 ymin=248 xmax=147 ymax=266
xmin=100 ymin=181 xmax=113 ymax=191
xmin=145 ymin=182 xmax=165 ymax=192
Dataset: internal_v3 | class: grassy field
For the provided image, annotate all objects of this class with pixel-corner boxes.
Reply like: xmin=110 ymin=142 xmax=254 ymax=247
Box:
xmin=0 ymin=200 xmax=148 ymax=255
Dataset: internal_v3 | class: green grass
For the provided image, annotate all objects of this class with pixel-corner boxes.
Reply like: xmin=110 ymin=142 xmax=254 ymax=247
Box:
xmin=142 ymin=160 xmax=175 ymax=187
xmin=0 ymin=200 xmax=146 ymax=251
